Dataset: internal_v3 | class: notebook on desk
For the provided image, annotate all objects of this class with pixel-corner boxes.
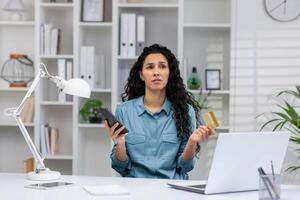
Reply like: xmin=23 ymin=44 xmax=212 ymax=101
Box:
xmin=168 ymin=132 xmax=290 ymax=194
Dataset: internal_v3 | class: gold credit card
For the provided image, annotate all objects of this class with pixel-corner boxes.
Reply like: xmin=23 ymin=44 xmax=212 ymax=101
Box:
xmin=202 ymin=111 xmax=219 ymax=128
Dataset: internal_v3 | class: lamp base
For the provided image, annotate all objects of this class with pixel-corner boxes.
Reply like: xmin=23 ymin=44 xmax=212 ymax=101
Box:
xmin=27 ymin=169 xmax=61 ymax=181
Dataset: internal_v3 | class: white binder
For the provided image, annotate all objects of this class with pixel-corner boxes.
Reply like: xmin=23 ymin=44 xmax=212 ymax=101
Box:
xmin=80 ymin=46 xmax=88 ymax=83
xmin=128 ymin=13 xmax=136 ymax=57
xmin=137 ymin=15 xmax=145 ymax=55
xmin=57 ymin=59 xmax=66 ymax=102
xmin=86 ymin=46 xmax=95 ymax=89
xmin=120 ymin=13 xmax=129 ymax=57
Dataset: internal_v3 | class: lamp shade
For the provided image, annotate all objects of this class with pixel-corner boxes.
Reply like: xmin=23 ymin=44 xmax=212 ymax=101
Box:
xmin=62 ymin=78 xmax=91 ymax=98
xmin=3 ymin=0 xmax=25 ymax=11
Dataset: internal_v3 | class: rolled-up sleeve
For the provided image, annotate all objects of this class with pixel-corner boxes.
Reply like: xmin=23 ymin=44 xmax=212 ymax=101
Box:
xmin=176 ymin=105 xmax=197 ymax=173
xmin=110 ymin=105 xmax=132 ymax=176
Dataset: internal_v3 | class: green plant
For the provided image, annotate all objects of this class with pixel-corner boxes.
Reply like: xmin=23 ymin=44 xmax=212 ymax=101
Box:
xmin=259 ymin=86 xmax=300 ymax=173
xmin=80 ymin=99 xmax=103 ymax=123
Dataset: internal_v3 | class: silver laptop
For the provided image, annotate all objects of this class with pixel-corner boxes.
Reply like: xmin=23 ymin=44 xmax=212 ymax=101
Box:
xmin=168 ymin=132 xmax=290 ymax=194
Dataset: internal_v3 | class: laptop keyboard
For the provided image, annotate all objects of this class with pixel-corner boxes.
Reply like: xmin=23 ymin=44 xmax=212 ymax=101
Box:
xmin=189 ymin=184 xmax=206 ymax=189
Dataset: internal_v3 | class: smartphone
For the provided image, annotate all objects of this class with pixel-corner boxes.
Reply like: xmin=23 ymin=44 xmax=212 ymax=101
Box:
xmin=99 ymin=108 xmax=128 ymax=135
xmin=25 ymin=182 xmax=73 ymax=190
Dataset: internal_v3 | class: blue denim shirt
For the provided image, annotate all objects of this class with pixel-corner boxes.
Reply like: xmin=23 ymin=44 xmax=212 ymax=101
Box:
xmin=110 ymin=96 xmax=197 ymax=179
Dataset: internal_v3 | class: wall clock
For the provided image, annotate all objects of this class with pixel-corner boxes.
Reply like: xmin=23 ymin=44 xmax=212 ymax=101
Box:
xmin=264 ymin=0 xmax=300 ymax=22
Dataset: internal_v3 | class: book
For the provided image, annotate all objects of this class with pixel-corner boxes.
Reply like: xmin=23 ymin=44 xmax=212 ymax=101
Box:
xmin=20 ymin=96 xmax=34 ymax=123
xmin=50 ymin=28 xmax=61 ymax=55
xmin=50 ymin=127 xmax=60 ymax=155
xmin=22 ymin=157 xmax=34 ymax=173
xmin=40 ymin=25 xmax=45 ymax=55
xmin=44 ymin=24 xmax=53 ymax=55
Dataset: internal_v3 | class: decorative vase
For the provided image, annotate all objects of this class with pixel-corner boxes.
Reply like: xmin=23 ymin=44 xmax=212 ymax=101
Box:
xmin=187 ymin=66 xmax=201 ymax=90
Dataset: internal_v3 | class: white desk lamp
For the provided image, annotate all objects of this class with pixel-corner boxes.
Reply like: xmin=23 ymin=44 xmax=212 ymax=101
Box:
xmin=3 ymin=0 xmax=25 ymax=21
xmin=5 ymin=63 xmax=91 ymax=181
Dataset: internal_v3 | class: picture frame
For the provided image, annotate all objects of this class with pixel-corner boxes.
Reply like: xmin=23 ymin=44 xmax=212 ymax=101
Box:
xmin=81 ymin=0 xmax=104 ymax=22
xmin=205 ymin=69 xmax=221 ymax=90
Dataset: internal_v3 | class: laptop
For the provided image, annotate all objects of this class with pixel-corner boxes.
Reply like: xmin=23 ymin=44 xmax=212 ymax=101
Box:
xmin=168 ymin=132 xmax=290 ymax=194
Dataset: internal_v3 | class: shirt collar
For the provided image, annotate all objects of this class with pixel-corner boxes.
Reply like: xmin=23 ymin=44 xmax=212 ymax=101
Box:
xmin=136 ymin=96 xmax=171 ymax=116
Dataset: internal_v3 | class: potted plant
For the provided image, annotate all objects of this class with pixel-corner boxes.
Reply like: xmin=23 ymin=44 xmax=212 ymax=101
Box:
xmin=259 ymin=86 xmax=300 ymax=172
xmin=80 ymin=98 xmax=103 ymax=123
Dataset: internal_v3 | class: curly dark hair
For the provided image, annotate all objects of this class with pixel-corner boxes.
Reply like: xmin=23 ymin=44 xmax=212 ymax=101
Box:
xmin=122 ymin=44 xmax=201 ymax=153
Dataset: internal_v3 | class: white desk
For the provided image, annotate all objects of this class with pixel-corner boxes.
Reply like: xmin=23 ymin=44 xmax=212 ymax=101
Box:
xmin=0 ymin=173 xmax=300 ymax=200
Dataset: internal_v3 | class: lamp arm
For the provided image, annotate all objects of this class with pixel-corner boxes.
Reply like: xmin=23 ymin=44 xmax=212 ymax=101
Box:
xmin=12 ymin=67 xmax=47 ymax=171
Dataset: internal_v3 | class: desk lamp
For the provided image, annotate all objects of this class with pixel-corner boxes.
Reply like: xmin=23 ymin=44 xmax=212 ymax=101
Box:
xmin=5 ymin=63 xmax=91 ymax=181
xmin=3 ymin=0 xmax=25 ymax=21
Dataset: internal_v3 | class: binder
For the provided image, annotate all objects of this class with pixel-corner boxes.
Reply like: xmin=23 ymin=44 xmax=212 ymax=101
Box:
xmin=99 ymin=54 xmax=106 ymax=88
xmin=57 ymin=59 xmax=66 ymax=102
xmin=86 ymin=46 xmax=95 ymax=89
xmin=120 ymin=13 xmax=129 ymax=57
xmin=128 ymin=13 xmax=136 ymax=57
xmin=80 ymin=46 xmax=88 ymax=83
xmin=136 ymin=15 xmax=145 ymax=55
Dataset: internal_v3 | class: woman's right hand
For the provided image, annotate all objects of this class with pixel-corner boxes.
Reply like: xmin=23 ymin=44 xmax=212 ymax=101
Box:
xmin=104 ymin=120 xmax=126 ymax=144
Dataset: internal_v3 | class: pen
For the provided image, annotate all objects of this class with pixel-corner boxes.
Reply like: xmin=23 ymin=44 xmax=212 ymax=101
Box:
xmin=258 ymin=168 xmax=274 ymax=200
xmin=271 ymin=160 xmax=275 ymax=176
xmin=259 ymin=167 xmax=280 ymax=199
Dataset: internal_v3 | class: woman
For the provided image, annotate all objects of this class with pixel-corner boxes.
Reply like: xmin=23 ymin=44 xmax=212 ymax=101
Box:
xmin=105 ymin=44 xmax=213 ymax=179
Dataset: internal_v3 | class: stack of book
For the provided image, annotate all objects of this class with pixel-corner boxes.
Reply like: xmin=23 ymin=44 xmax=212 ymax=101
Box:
xmin=40 ymin=24 xmax=61 ymax=55
xmin=40 ymin=124 xmax=60 ymax=157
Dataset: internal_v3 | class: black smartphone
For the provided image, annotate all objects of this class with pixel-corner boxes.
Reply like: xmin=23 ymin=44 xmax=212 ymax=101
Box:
xmin=99 ymin=108 xmax=128 ymax=135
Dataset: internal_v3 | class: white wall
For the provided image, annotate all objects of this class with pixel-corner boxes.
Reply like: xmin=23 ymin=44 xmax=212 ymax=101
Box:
xmin=231 ymin=0 xmax=300 ymax=184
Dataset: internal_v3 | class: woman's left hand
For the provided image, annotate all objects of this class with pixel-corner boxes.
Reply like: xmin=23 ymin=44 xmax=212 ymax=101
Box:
xmin=189 ymin=126 xmax=214 ymax=143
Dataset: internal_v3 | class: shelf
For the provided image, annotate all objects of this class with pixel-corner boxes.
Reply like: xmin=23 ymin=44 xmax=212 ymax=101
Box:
xmin=40 ymin=101 xmax=73 ymax=106
xmin=91 ymin=88 xmax=112 ymax=93
xmin=78 ymin=123 xmax=105 ymax=128
xmin=40 ymin=3 xmax=74 ymax=8
xmin=117 ymin=56 xmax=138 ymax=60
xmin=184 ymin=23 xmax=231 ymax=29
xmin=0 ymin=122 xmax=34 ymax=127
xmin=79 ymin=22 xmax=112 ymax=27
xmin=40 ymin=55 xmax=74 ymax=59
xmin=0 ymin=87 xmax=29 ymax=92
xmin=44 ymin=154 xmax=73 ymax=160
xmin=216 ymin=126 xmax=230 ymax=130
xmin=188 ymin=90 xmax=230 ymax=95
xmin=118 ymin=3 xmax=178 ymax=8
xmin=0 ymin=21 xmax=34 ymax=26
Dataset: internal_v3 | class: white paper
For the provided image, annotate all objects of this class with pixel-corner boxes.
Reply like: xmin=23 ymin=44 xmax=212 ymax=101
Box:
xmin=83 ymin=184 xmax=130 ymax=196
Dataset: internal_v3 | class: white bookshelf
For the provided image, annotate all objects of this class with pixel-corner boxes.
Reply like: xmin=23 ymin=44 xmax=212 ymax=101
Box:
xmin=117 ymin=3 xmax=179 ymax=8
xmin=0 ymin=21 xmax=35 ymax=26
xmin=40 ymin=3 xmax=74 ymax=8
xmin=45 ymin=154 xmax=73 ymax=160
xmin=79 ymin=22 xmax=113 ymax=27
xmin=0 ymin=0 xmax=231 ymax=179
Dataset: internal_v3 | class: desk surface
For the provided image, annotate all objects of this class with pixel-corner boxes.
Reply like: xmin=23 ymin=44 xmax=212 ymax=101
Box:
xmin=0 ymin=173 xmax=300 ymax=200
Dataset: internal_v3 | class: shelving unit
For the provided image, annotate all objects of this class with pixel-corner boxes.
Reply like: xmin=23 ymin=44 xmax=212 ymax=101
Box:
xmin=0 ymin=0 xmax=231 ymax=179
xmin=0 ymin=0 xmax=35 ymax=173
